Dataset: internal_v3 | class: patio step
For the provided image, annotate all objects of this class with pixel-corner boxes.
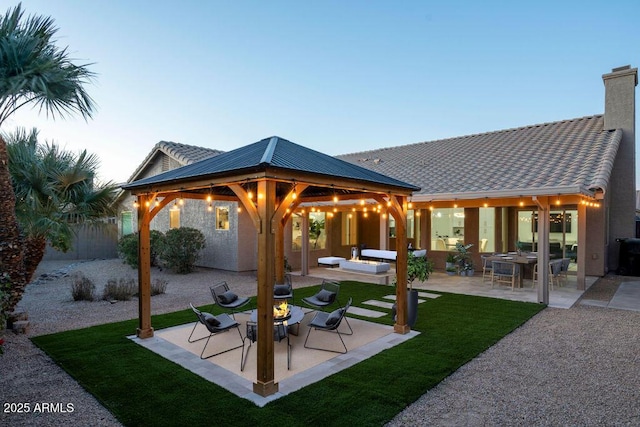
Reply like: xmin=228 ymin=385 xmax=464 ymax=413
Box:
xmin=383 ymin=292 xmax=441 ymax=300
xmin=347 ymin=306 xmax=388 ymax=318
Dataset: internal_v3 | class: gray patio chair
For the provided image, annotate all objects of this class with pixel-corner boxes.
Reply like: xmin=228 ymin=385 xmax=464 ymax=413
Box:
xmin=304 ymin=298 xmax=353 ymax=354
xmin=210 ymin=281 xmax=250 ymax=319
xmin=188 ymin=303 xmax=244 ymax=360
xmin=241 ymin=320 xmax=291 ymax=371
xmin=274 ymin=273 xmax=294 ymax=304
xmin=301 ymin=279 xmax=340 ymax=311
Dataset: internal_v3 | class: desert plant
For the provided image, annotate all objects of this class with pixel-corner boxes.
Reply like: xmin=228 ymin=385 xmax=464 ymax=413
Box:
xmin=158 ymin=227 xmax=206 ymax=274
xmin=71 ymin=272 xmax=95 ymax=301
xmin=103 ymin=278 xmax=137 ymax=301
xmin=117 ymin=230 xmax=165 ymax=268
xmin=150 ymin=279 xmax=168 ymax=296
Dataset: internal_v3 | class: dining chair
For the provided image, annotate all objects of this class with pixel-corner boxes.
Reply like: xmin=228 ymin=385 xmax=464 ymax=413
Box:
xmin=481 ymin=255 xmax=493 ymax=282
xmin=491 ymin=261 xmax=520 ymax=290
xmin=532 ymin=260 xmax=563 ymax=290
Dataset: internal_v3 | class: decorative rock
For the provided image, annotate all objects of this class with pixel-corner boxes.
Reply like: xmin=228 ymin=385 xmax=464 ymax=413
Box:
xmin=9 ymin=307 xmax=28 ymax=322
xmin=12 ymin=320 xmax=30 ymax=334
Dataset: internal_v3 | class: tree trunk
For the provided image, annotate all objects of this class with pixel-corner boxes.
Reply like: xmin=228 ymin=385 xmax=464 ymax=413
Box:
xmin=23 ymin=236 xmax=46 ymax=284
xmin=0 ymin=136 xmax=25 ymax=311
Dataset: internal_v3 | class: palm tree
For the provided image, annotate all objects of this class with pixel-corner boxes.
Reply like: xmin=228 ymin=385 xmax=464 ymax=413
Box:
xmin=7 ymin=128 xmax=117 ymax=283
xmin=0 ymin=4 xmax=95 ymax=310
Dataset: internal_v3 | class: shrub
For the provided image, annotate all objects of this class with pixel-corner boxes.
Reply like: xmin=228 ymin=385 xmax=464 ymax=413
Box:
xmin=117 ymin=230 xmax=165 ymax=268
xmin=158 ymin=227 xmax=205 ymax=274
xmin=71 ymin=272 xmax=95 ymax=301
xmin=103 ymin=278 xmax=137 ymax=301
xmin=151 ymin=279 xmax=168 ymax=296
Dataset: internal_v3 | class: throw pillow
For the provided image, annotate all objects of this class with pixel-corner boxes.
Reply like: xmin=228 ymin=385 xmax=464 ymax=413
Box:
xmin=218 ymin=290 xmax=238 ymax=305
xmin=202 ymin=312 xmax=220 ymax=327
xmin=316 ymin=289 xmax=336 ymax=303
xmin=274 ymin=284 xmax=290 ymax=296
xmin=325 ymin=308 xmax=343 ymax=326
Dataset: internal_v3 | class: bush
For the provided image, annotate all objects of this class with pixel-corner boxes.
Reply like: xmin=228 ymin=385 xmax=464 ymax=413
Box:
xmin=71 ymin=272 xmax=95 ymax=301
xmin=158 ymin=227 xmax=206 ymax=274
xmin=103 ymin=278 xmax=137 ymax=301
xmin=151 ymin=279 xmax=168 ymax=296
xmin=117 ymin=230 xmax=165 ymax=268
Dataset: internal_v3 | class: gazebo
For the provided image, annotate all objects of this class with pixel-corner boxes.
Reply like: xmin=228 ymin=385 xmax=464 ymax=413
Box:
xmin=122 ymin=136 xmax=420 ymax=396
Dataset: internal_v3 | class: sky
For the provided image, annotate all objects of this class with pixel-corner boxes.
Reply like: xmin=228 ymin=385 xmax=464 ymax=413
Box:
xmin=5 ymin=1 xmax=640 ymax=186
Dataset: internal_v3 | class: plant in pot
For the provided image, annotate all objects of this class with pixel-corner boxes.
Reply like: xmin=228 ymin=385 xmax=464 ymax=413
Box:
xmin=392 ymin=252 xmax=434 ymax=327
xmin=445 ymin=252 xmax=456 ymax=271
xmin=454 ymin=242 xmax=474 ymax=276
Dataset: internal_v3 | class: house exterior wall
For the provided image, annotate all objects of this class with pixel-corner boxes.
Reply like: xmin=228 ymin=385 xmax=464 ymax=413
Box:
xmin=118 ymin=151 xmax=247 ymax=272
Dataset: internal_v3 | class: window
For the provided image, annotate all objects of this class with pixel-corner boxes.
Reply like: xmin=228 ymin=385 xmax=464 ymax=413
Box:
xmin=309 ymin=212 xmax=326 ymax=250
xmin=478 ymin=207 xmax=495 ymax=253
xmin=120 ymin=211 xmax=133 ymax=236
xmin=388 ymin=210 xmax=415 ymax=239
xmin=291 ymin=212 xmax=327 ymax=251
xmin=216 ymin=206 xmax=229 ymax=230
xmin=430 ymin=208 xmax=465 ymax=251
xmin=169 ymin=206 xmax=180 ymax=229
xmin=341 ymin=212 xmax=357 ymax=246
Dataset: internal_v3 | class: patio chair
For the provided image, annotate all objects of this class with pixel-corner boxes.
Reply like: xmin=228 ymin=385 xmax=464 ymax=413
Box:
xmin=188 ymin=303 xmax=244 ymax=360
xmin=491 ymin=261 xmax=520 ymax=290
xmin=532 ymin=260 xmax=562 ymax=290
xmin=210 ymin=281 xmax=250 ymax=319
xmin=274 ymin=273 xmax=294 ymax=304
xmin=481 ymin=255 xmax=493 ymax=282
xmin=304 ymin=297 xmax=353 ymax=354
xmin=559 ymin=258 xmax=571 ymax=286
xmin=302 ymin=279 xmax=353 ymax=334
xmin=241 ymin=320 xmax=291 ymax=371
xmin=301 ymin=280 xmax=340 ymax=311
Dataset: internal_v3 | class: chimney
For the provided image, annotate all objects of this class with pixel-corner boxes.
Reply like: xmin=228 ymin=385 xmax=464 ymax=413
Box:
xmin=603 ymin=65 xmax=637 ymax=131
xmin=602 ymin=65 xmax=638 ymax=272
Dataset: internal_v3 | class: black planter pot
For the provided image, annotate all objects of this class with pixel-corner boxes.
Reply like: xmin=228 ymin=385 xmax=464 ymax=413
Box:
xmin=392 ymin=289 xmax=419 ymax=328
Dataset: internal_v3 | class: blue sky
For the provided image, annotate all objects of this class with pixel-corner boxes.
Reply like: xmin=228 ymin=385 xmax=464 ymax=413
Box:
xmin=6 ymin=1 xmax=640 ymax=185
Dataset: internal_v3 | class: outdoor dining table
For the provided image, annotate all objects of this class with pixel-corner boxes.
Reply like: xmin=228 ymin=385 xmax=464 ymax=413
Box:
xmin=487 ymin=253 xmax=538 ymax=288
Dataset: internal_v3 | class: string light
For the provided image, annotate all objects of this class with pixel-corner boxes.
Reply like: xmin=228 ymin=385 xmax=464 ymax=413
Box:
xmin=133 ymin=199 xmax=139 ymax=209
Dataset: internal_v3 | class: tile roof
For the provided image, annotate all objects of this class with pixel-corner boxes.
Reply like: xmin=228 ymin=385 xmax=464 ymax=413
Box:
xmin=123 ymin=136 xmax=420 ymax=192
xmin=337 ymin=115 xmax=622 ymax=200
xmin=125 ymin=141 xmax=223 ymax=183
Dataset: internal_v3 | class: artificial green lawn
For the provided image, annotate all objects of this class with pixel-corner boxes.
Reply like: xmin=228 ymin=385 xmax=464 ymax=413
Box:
xmin=31 ymin=281 xmax=545 ymax=426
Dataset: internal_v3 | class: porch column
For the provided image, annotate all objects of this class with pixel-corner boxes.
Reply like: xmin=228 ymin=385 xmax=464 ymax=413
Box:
xmin=254 ymin=179 xmax=278 ymax=396
xmin=535 ymin=197 xmax=550 ymax=304
xmin=576 ymin=203 xmax=587 ymax=290
xmin=136 ymin=194 xmax=153 ymax=338
xmin=301 ymin=211 xmax=309 ymax=276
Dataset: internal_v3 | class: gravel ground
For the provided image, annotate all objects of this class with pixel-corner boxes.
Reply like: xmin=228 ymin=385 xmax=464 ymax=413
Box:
xmin=388 ymin=276 xmax=640 ymax=426
xmin=2 ymin=260 xmax=639 ymax=426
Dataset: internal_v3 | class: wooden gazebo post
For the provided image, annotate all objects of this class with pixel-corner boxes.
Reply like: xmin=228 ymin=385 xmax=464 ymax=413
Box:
xmin=136 ymin=194 xmax=154 ymax=339
xmin=388 ymin=195 xmax=409 ymax=334
xmin=253 ymin=178 xmax=278 ymax=396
